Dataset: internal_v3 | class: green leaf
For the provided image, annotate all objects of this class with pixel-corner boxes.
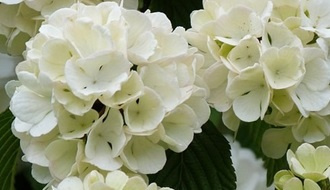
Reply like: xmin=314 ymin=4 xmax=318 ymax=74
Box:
xmin=0 ymin=109 xmax=20 ymax=190
xmin=235 ymin=119 xmax=270 ymax=158
xmin=148 ymin=0 xmax=203 ymax=28
xmin=148 ymin=121 xmax=236 ymax=190
xmin=209 ymin=108 xmax=222 ymax=127
xmin=235 ymin=119 xmax=289 ymax=186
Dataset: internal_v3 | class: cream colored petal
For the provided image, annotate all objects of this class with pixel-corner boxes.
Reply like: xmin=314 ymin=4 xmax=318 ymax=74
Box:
xmin=139 ymin=64 xmax=182 ymax=112
xmin=57 ymin=176 xmax=83 ymax=190
xmin=283 ymin=177 xmax=303 ymax=190
xmin=293 ymin=115 xmax=330 ymax=143
xmin=124 ymin=87 xmax=165 ymax=134
xmin=105 ymin=170 xmax=128 ymax=189
xmin=121 ymin=137 xmax=166 ymax=174
xmin=45 ymin=140 xmax=79 ymax=180
xmin=58 ymin=109 xmax=98 ymax=139
xmin=123 ymin=176 xmax=148 ymax=190
xmin=261 ymin=127 xmax=294 ymax=159
xmin=65 ymin=51 xmax=131 ymax=99
xmin=304 ymin=179 xmax=321 ymax=190
xmin=314 ymin=145 xmax=330 ymax=173
xmin=31 ymin=164 xmax=52 ymax=184
xmin=83 ymin=170 xmax=105 ymax=190
xmin=85 ymin=109 xmax=124 ymax=171
xmin=161 ymin=105 xmax=196 ymax=152
xmin=63 ymin=20 xmax=113 ymax=58
xmin=227 ymin=64 xmax=270 ymax=122
xmin=100 ymin=71 xmax=144 ymax=108
xmin=261 ymin=47 xmax=305 ymax=89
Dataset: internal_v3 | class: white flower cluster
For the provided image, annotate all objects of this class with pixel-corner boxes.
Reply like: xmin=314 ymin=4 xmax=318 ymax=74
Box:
xmin=0 ymin=0 xmax=137 ymax=114
xmin=52 ymin=170 xmax=172 ymax=190
xmin=0 ymin=0 xmax=137 ymax=56
xmin=274 ymin=143 xmax=330 ymax=190
xmin=8 ymin=1 xmax=209 ymax=186
xmin=187 ymin=0 xmax=330 ymax=157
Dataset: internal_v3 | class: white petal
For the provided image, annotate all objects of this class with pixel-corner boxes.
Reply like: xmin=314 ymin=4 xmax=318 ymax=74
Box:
xmin=39 ymin=39 xmax=73 ymax=81
xmin=262 ymin=22 xmax=302 ymax=49
xmin=184 ymin=96 xmax=210 ymax=129
xmin=57 ymin=177 xmax=83 ymax=190
xmin=227 ymin=64 xmax=270 ymax=122
xmin=65 ymin=51 xmax=131 ymax=99
xmin=261 ymin=47 xmax=305 ymax=89
xmin=147 ymin=12 xmax=172 ymax=32
xmin=85 ymin=109 xmax=124 ymax=171
xmin=227 ymin=37 xmax=261 ymax=72
xmin=122 ymin=10 xmax=151 ymax=47
xmin=100 ymin=71 xmax=144 ymax=108
xmin=45 ymin=140 xmax=79 ymax=180
xmin=149 ymin=31 xmax=188 ymax=61
xmin=53 ymin=82 xmax=95 ymax=116
xmin=29 ymin=111 xmax=57 ymax=137
xmin=124 ymin=176 xmax=148 ymax=190
xmin=124 ymin=87 xmax=165 ymax=134
xmin=161 ymin=105 xmax=196 ymax=152
xmin=128 ymin=31 xmax=157 ymax=63
xmin=295 ymin=84 xmax=330 ymax=112
xmin=58 ymin=109 xmax=99 ymax=139
xmin=31 ymin=164 xmax=52 ymax=184
xmin=293 ymin=114 xmax=330 ymax=143
xmin=64 ymin=19 xmax=114 ymax=58
xmin=213 ymin=6 xmax=263 ymax=45
xmin=271 ymin=89 xmax=294 ymax=113
xmin=83 ymin=170 xmax=105 ymax=189
xmin=139 ymin=64 xmax=181 ymax=112
xmin=121 ymin=137 xmax=166 ymax=174
xmin=303 ymin=57 xmax=330 ymax=91
xmin=261 ymin=127 xmax=294 ymax=159
xmin=191 ymin=10 xmax=212 ymax=32
xmin=105 ymin=170 xmax=128 ymax=189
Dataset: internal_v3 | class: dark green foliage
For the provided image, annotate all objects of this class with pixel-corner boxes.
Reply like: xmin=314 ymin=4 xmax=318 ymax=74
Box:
xmin=149 ymin=121 xmax=236 ymax=190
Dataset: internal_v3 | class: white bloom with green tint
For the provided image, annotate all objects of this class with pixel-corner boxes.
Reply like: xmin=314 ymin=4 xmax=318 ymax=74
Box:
xmin=261 ymin=46 xmax=305 ymax=90
xmin=287 ymin=143 xmax=330 ymax=182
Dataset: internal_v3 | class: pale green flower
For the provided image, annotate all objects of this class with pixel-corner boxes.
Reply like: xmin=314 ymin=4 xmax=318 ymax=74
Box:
xmin=261 ymin=46 xmax=305 ymax=90
xmin=274 ymin=170 xmax=322 ymax=190
xmin=287 ymin=143 xmax=330 ymax=182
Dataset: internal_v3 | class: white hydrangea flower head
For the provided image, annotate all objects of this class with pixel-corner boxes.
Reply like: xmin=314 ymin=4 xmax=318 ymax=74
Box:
xmin=187 ymin=0 xmax=330 ymax=160
xmin=8 ymin=1 xmax=209 ymax=186
xmin=52 ymin=170 xmax=173 ymax=190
